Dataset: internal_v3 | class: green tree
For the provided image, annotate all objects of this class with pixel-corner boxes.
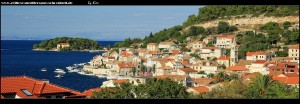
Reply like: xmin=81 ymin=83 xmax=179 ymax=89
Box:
xmin=275 ymin=51 xmax=288 ymax=57
xmin=220 ymin=64 xmax=226 ymax=69
xmin=216 ymin=21 xmax=230 ymax=34
xmin=245 ymin=75 xmax=274 ymax=98
xmin=283 ymin=21 xmax=291 ymax=29
xmin=207 ymin=41 xmax=214 ymax=46
xmin=207 ymin=73 xmax=214 ymax=78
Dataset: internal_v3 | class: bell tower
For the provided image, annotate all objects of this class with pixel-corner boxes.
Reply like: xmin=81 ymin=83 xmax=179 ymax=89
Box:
xmin=230 ymin=37 xmax=239 ymax=66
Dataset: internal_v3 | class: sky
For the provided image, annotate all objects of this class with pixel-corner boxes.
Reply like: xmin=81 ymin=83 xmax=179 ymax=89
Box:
xmin=1 ymin=6 xmax=202 ymax=41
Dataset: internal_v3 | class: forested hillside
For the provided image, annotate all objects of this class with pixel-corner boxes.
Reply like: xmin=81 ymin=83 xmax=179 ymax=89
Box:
xmin=183 ymin=5 xmax=299 ymax=27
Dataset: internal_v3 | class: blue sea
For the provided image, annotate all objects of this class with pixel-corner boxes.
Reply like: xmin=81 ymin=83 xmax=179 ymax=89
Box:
xmin=1 ymin=40 xmax=121 ymax=92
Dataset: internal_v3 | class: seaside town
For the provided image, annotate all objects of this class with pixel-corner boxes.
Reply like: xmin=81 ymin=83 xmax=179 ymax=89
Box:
xmin=2 ymin=35 xmax=299 ymax=98
xmin=1 ymin=6 xmax=299 ymax=99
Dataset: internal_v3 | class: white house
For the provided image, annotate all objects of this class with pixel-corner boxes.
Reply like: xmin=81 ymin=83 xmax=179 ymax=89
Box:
xmin=215 ymin=34 xmax=234 ymax=49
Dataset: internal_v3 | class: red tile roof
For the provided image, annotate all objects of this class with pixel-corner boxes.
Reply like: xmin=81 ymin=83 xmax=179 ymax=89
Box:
xmin=181 ymin=61 xmax=190 ymax=67
xmin=226 ymin=66 xmax=248 ymax=71
xmin=1 ymin=76 xmax=85 ymax=98
xmin=217 ymin=35 xmax=234 ymax=39
xmin=289 ymin=44 xmax=299 ymax=49
xmin=193 ymin=78 xmax=216 ymax=86
xmin=272 ymin=76 xmax=299 ymax=84
xmin=118 ymin=62 xmax=135 ymax=68
xmin=179 ymin=68 xmax=197 ymax=72
xmin=121 ymin=51 xmax=132 ymax=57
xmin=171 ymin=50 xmax=180 ymax=55
xmin=58 ymin=42 xmax=70 ymax=45
xmin=252 ymin=60 xmax=268 ymax=64
xmin=113 ymin=79 xmax=129 ymax=84
xmin=147 ymin=51 xmax=162 ymax=54
xmin=218 ymin=56 xmax=230 ymax=60
xmin=139 ymin=48 xmax=147 ymax=52
xmin=107 ymin=57 xmax=114 ymax=59
xmin=192 ymin=86 xmax=209 ymax=93
xmin=83 ymin=88 xmax=102 ymax=97
xmin=246 ymin=51 xmax=269 ymax=56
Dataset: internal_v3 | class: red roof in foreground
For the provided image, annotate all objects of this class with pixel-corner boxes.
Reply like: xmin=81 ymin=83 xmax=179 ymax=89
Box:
xmin=1 ymin=76 xmax=85 ymax=98
xmin=226 ymin=66 xmax=248 ymax=71
xmin=192 ymin=86 xmax=209 ymax=93
xmin=83 ymin=88 xmax=102 ymax=97
xmin=272 ymin=76 xmax=299 ymax=84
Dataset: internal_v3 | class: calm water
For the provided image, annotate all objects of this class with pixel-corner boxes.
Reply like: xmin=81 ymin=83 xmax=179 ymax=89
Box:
xmin=1 ymin=40 xmax=121 ymax=92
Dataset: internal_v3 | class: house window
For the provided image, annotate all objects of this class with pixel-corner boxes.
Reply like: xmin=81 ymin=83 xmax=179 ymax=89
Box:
xmin=290 ymin=70 xmax=294 ymax=72
xmin=21 ymin=89 xmax=33 ymax=96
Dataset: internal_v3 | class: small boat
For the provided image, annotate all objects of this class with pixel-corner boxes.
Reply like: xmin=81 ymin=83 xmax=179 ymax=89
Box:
xmin=55 ymin=68 xmax=63 ymax=71
xmin=77 ymin=71 xmax=86 ymax=75
xmin=78 ymin=63 xmax=86 ymax=66
xmin=55 ymin=74 xmax=63 ymax=78
xmin=66 ymin=66 xmax=73 ymax=70
xmin=54 ymin=69 xmax=66 ymax=74
xmin=41 ymin=68 xmax=47 ymax=72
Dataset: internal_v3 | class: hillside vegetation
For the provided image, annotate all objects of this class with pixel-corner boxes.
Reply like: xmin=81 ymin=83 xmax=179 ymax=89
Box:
xmin=183 ymin=5 xmax=299 ymax=27
xmin=113 ymin=6 xmax=299 ymax=60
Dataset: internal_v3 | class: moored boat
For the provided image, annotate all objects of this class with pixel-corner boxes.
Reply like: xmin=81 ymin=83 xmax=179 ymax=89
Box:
xmin=54 ymin=69 xmax=66 ymax=74
xmin=41 ymin=68 xmax=47 ymax=72
xmin=55 ymin=74 xmax=63 ymax=78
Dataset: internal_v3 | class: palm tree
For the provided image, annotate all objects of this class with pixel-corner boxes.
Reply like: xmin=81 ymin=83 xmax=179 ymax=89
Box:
xmin=252 ymin=75 xmax=274 ymax=97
